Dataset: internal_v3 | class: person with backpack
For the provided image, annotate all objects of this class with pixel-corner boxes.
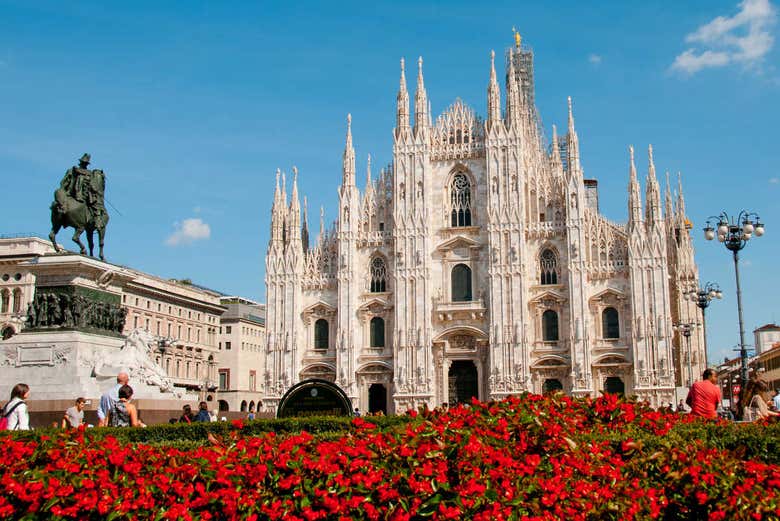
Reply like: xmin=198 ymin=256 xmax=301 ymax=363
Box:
xmin=2 ymin=383 xmax=30 ymax=431
xmin=108 ymin=385 xmax=144 ymax=428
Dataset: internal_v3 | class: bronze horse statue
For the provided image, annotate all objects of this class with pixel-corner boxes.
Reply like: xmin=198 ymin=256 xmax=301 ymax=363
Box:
xmin=49 ymin=164 xmax=109 ymax=261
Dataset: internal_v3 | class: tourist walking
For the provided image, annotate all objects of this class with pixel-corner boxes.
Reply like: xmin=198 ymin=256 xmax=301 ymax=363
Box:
xmin=108 ymin=385 xmax=144 ymax=427
xmin=772 ymin=389 xmax=780 ymax=412
xmin=62 ymin=397 xmax=86 ymax=429
xmin=194 ymin=402 xmax=211 ymax=422
xmin=97 ymin=372 xmax=129 ymax=427
xmin=685 ymin=369 xmax=721 ymax=420
xmin=1 ymin=383 xmax=30 ymax=431
xmin=743 ymin=379 xmax=780 ymax=421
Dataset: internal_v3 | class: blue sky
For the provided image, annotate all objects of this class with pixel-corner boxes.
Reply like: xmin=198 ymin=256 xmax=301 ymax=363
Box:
xmin=1 ymin=1 xmax=778 ymax=365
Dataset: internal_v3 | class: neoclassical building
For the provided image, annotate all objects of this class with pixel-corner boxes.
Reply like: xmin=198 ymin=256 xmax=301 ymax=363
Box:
xmin=262 ymin=35 xmax=705 ymax=413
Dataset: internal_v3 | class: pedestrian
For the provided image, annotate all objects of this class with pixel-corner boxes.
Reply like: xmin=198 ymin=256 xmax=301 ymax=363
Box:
xmin=353 ymin=407 xmax=361 ymax=417
xmin=97 ymin=372 xmax=129 ymax=427
xmin=685 ymin=368 xmax=721 ymax=420
xmin=743 ymin=379 xmax=780 ymax=421
xmin=1 ymin=383 xmax=30 ymax=431
xmin=194 ymin=401 xmax=211 ymax=422
xmin=209 ymin=409 xmax=217 ymax=422
xmin=108 ymin=385 xmax=144 ymax=427
xmin=772 ymin=389 xmax=780 ymax=412
xmin=62 ymin=397 xmax=86 ymax=429
xmin=179 ymin=404 xmax=195 ymax=424
xmin=247 ymin=410 xmax=255 ymax=421
xmin=677 ymin=399 xmax=686 ymax=413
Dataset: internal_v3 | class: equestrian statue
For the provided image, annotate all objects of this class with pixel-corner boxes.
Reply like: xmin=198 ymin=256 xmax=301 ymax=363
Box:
xmin=49 ymin=153 xmax=110 ymax=261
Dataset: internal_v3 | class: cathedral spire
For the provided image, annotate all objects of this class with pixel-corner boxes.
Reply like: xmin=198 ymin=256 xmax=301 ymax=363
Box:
xmin=396 ymin=58 xmax=410 ymax=135
xmin=414 ymin=56 xmax=428 ymax=135
xmin=664 ymin=171 xmax=674 ymax=220
xmin=343 ymin=113 xmax=355 ymax=187
xmin=505 ymin=49 xmax=521 ymax=128
xmin=366 ymin=153 xmax=372 ymax=189
xmin=271 ymin=168 xmax=285 ymax=243
xmin=628 ymin=145 xmax=643 ymax=227
xmin=566 ymin=96 xmax=580 ymax=176
xmin=319 ymin=205 xmax=325 ymax=243
xmin=550 ymin=124 xmax=562 ymax=171
xmin=302 ymin=195 xmax=310 ymax=252
xmin=645 ymin=145 xmax=661 ymax=224
xmin=288 ymin=166 xmax=301 ymax=243
xmin=487 ymin=50 xmax=501 ymax=128
xmin=677 ymin=172 xmax=687 ymax=218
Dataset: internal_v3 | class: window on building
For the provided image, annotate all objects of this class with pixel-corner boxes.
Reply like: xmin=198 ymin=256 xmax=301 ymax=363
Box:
xmin=196 ymin=329 xmax=200 ymax=343
xmin=314 ymin=319 xmax=329 ymax=349
xmin=370 ymin=317 xmax=385 ymax=348
xmin=146 ymin=300 xmax=151 ymax=309
xmin=450 ymin=173 xmax=472 ymax=227
xmin=186 ymin=361 xmax=191 ymax=379
xmin=0 ymin=290 xmax=8 ymax=314
xmin=542 ymin=310 xmax=559 ymax=342
xmin=135 ymin=297 xmax=139 ymax=306
xmin=156 ymin=321 xmax=161 ymax=335
xmin=370 ymin=257 xmax=387 ymax=293
xmin=249 ymin=370 xmax=256 ymax=392
xmin=145 ymin=318 xmax=150 ymax=331
xmin=451 ymin=264 xmax=472 ymax=302
xmin=225 ymin=341 xmax=231 ymax=350
xmin=219 ymin=369 xmax=229 ymax=391
xmin=133 ymin=316 xmax=139 ymax=328
xmin=602 ymin=307 xmax=620 ymax=339
xmin=167 ymin=323 xmax=172 ymax=337
xmin=122 ymin=295 xmax=127 ymax=304
xmin=12 ymin=289 xmax=22 ymax=314
xmin=187 ymin=327 xmax=191 ymax=341
xmin=540 ymin=249 xmax=558 ymax=285
xmin=176 ymin=360 xmax=181 ymax=377
xmin=177 ymin=325 xmax=182 ymax=338
xmin=225 ymin=325 xmax=232 ymax=334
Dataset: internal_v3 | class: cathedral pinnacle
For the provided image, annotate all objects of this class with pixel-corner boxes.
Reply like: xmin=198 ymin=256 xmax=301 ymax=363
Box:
xmin=512 ymin=26 xmax=522 ymax=48
xmin=397 ymin=58 xmax=410 ymax=133
xmin=566 ymin=97 xmax=580 ymax=175
xmin=551 ymin=124 xmax=562 ymax=169
xmin=487 ymin=50 xmax=501 ymax=127
xmin=414 ymin=56 xmax=428 ymax=134
xmin=366 ymin=153 xmax=372 ymax=189
xmin=628 ymin=145 xmax=643 ymax=227
xmin=343 ymin=113 xmax=356 ymax=186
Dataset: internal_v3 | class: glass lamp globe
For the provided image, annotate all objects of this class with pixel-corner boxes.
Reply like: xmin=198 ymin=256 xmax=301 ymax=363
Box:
xmin=704 ymin=227 xmax=715 ymax=240
xmin=755 ymin=223 xmax=765 ymax=237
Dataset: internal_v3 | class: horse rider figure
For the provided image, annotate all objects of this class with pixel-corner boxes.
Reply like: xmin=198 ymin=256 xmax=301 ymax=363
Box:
xmin=50 ymin=153 xmax=110 ymax=260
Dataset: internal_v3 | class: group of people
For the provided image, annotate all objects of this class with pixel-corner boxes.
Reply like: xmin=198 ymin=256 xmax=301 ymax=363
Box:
xmin=175 ymin=402 xmax=216 ymax=424
xmin=686 ymin=368 xmax=780 ymax=421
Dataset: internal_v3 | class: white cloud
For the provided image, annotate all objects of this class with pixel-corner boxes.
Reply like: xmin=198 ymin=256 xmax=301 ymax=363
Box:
xmin=165 ymin=218 xmax=211 ymax=246
xmin=588 ymin=53 xmax=602 ymax=65
xmin=770 ymin=177 xmax=780 ymax=184
xmin=671 ymin=0 xmax=777 ymax=74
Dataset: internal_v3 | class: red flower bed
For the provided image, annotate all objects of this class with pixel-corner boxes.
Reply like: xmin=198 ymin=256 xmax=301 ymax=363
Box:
xmin=1 ymin=394 xmax=779 ymax=520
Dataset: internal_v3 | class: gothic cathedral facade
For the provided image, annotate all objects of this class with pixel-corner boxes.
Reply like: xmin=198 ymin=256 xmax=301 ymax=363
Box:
xmin=262 ymin=37 xmax=705 ymax=413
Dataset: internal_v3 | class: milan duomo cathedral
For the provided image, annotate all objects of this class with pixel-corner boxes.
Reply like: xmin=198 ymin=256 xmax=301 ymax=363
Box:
xmin=262 ymin=34 xmax=705 ymax=413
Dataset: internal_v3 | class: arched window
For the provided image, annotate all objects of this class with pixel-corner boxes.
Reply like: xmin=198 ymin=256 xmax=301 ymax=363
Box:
xmin=450 ymin=173 xmax=472 ymax=227
xmin=369 ymin=257 xmax=387 ymax=293
xmin=0 ymin=290 xmax=9 ymax=314
xmin=240 ymin=400 xmax=247 ymax=412
xmin=602 ymin=307 xmax=620 ymax=339
xmin=451 ymin=264 xmax=472 ymax=302
xmin=370 ymin=317 xmax=385 ymax=348
xmin=542 ymin=310 xmax=559 ymax=341
xmin=540 ymin=249 xmax=558 ymax=285
xmin=314 ymin=319 xmax=329 ymax=350
xmin=12 ymin=289 xmax=22 ymax=314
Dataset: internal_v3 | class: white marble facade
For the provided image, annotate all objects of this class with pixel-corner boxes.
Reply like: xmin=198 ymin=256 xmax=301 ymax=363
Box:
xmin=262 ymin=37 xmax=705 ymax=413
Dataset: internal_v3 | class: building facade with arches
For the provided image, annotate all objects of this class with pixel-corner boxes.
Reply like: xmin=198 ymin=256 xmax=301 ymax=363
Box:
xmin=262 ymin=36 xmax=704 ymax=413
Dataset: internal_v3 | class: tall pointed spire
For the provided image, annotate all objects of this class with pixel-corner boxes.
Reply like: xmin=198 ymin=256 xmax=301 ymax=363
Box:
xmin=566 ymin=96 xmax=580 ymax=175
xmin=628 ymin=145 xmax=643 ymax=227
xmin=664 ymin=171 xmax=674 ymax=219
xmin=319 ymin=205 xmax=325 ymax=243
xmin=271 ymin=168 xmax=285 ymax=243
xmin=396 ymin=58 xmax=410 ymax=135
xmin=487 ymin=50 xmax=501 ymax=127
xmin=342 ymin=113 xmax=355 ymax=186
xmin=288 ymin=166 xmax=301 ymax=243
xmin=677 ymin=172 xmax=686 ymax=216
xmin=366 ymin=153 xmax=372 ymax=188
xmin=414 ymin=56 xmax=428 ymax=135
xmin=506 ymin=49 xmax=521 ymax=127
xmin=645 ymin=144 xmax=661 ymax=223
xmin=302 ymin=195 xmax=310 ymax=252
xmin=551 ymin=124 xmax=562 ymax=171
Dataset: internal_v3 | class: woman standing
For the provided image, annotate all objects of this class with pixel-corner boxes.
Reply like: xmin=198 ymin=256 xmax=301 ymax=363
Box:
xmin=108 ymin=385 xmax=144 ymax=427
xmin=744 ymin=379 xmax=780 ymax=421
xmin=2 ymin=383 xmax=30 ymax=430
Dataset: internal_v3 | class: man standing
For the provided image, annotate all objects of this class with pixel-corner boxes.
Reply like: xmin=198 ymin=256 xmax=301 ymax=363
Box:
xmin=62 ymin=397 xmax=86 ymax=428
xmin=97 ymin=372 xmax=129 ymax=426
xmin=685 ymin=369 xmax=721 ymax=420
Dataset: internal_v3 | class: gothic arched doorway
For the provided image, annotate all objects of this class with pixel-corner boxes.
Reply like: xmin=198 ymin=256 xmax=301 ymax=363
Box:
xmin=542 ymin=378 xmax=563 ymax=393
xmin=368 ymin=383 xmax=387 ymax=414
xmin=448 ymin=360 xmax=478 ymax=405
xmin=604 ymin=377 xmax=625 ymax=395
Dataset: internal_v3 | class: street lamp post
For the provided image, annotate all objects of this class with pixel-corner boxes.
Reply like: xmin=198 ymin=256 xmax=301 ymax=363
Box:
xmin=673 ymin=322 xmax=700 ymax=387
xmin=683 ymin=282 xmax=722 ymax=364
xmin=703 ymin=211 xmax=765 ymax=392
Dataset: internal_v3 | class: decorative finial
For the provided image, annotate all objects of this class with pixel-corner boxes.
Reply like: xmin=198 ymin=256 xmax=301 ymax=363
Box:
xmin=367 ymin=154 xmax=372 ymax=184
xmin=418 ymin=56 xmax=423 ymax=71
xmin=491 ymin=49 xmax=495 ymax=62
xmin=629 ymin=145 xmax=635 ymax=164
xmin=347 ymin=113 xmax=352 ymax=127
xmin=513 ymin=27 xmax=522 ymax=48
xmin=552 ymin=124 xmax=558 ymax=144
xmin=292 ymin=165 xmax=298 ymax=181
xmin=648 ymin=144 xmax=654 ymax=165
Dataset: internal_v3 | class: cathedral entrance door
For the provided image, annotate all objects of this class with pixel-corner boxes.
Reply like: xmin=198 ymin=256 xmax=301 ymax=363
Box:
xmin=604 ymin=377 xmax=625 ymax=395
xmin=368 ymin=383 xmax=387 ymax=414
xmin=448 ymin=360 xmax=478 ymax=405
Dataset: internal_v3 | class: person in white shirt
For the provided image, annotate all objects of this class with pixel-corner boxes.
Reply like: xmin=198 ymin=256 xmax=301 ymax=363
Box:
xmin=97 ymin=372 xmax=129 ymax=427
xmin=3 ymin=383 xmax=30 ymax=431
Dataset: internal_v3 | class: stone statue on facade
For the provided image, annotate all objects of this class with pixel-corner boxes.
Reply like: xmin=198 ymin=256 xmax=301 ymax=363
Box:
xmin=49 ymin=153 xmax=110 ymax=261
xmin=26 ymin=291 xmax=125 ymax=334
